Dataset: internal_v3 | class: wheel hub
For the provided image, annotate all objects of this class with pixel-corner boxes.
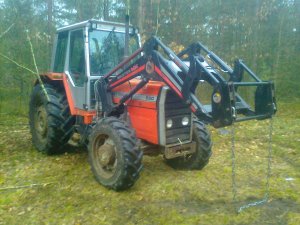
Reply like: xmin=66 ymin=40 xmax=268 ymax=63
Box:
xmin=35 ymin=106 xmax=47 ymax=137
xmin=98 ymin=142 xmax=115 ymax=167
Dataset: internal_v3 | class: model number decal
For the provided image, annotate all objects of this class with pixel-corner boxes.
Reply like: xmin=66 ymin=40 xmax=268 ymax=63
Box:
xmin=113 ymin=92 xmax=157 ymax=102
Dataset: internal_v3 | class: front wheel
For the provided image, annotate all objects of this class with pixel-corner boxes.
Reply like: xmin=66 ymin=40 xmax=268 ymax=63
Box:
xmin=165 ymin=120 xmax=212 ymax=170
xmin=88 ymin=117 xmax=143 ymax=191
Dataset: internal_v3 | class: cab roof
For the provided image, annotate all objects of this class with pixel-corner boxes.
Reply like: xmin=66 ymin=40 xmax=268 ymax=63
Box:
xmin=57 ymin=19 xmax=136 ymax=33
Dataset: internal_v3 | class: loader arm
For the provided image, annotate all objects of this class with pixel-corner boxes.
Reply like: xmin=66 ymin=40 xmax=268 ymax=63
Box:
xmin=96 ymin=36 xmax=276 ymax=128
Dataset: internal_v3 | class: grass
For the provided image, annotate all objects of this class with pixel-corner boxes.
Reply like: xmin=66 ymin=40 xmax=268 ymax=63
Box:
xmin=0 ymin=102 xmax=299 ymax=224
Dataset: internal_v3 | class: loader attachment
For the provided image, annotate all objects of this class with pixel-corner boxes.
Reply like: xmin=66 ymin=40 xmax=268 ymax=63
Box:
xmin=176 ymin=41 xmax=277 ymax=127
xmin=96 ymin=36 xmax=276 ymax=128
xmin=209 ymin=80 xmax=276 ymax=127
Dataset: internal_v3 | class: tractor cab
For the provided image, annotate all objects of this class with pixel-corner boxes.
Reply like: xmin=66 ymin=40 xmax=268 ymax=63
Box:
xmin=51 ymin=20 xmax=140 ymax=111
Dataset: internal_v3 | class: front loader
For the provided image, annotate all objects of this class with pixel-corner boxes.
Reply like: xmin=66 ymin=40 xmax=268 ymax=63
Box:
xmin=29 ymin=19 xmax=276 ymax=191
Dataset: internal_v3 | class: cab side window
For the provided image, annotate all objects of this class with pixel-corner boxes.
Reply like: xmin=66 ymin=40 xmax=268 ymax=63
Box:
xmin=53 ymin=32 xmax=68 ymax=73
xmin=69 ymin=30 xmax=85 ymax=87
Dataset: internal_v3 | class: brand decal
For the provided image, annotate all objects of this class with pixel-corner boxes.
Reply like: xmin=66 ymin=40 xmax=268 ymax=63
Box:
xmin=113 ymin=92 xmax=157 ymax=102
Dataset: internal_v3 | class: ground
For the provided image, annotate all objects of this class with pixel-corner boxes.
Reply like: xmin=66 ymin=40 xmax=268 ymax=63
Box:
xmin=0 ymin=102 xmax=299 ymax=225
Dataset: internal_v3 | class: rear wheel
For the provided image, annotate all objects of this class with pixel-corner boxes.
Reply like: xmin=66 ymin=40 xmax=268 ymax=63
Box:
xmin=29 ymin=83 xmax=75 ymax=154
xmin=88 ymin=117 xmax=143 ymax=191
xmin=165 ymin=120 xmax=212 ymax=170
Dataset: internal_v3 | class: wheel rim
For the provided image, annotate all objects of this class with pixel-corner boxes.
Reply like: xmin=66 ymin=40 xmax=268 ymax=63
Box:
xmin=93 ymin=134 xmax=117 ymax=179
xmin=34 ymin=106 xmax=48 ymax=139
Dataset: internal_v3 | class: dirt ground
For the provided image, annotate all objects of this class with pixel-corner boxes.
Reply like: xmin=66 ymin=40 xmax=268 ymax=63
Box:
xmin=0 ymin=102 xmax=299 ymax=224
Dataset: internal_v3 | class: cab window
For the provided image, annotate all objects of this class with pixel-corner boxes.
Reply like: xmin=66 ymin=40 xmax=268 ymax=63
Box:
xmin=69 ymin=29 xmax=85 ymax=87
xmin=89 ymin=29 xmax=139 ymax=76
xmin=53 ymin=31 xmax=68 ymax=73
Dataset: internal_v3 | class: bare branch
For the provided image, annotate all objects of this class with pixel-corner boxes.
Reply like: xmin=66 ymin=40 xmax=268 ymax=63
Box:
xmin=0 ymin=182 xmax=56 ymax=191
xmin=0 ymin=24 xmax=14 ymax=39
xmin=0 ymin=30 xmax=50 ymax=101
xmin=0 ymin=53 xmax=36 ymax=74
xmin=26 ymin=32 xmax=41 ymax=79
xmin=26 ymin=31 xmax=50 ymax=101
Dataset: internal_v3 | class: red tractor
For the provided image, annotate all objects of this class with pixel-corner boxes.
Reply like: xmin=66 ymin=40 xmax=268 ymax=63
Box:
xmin=29 ymin=19 xmax=276 ymax=191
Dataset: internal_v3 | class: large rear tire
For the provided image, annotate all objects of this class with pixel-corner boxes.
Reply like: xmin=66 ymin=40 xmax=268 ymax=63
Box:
xmin=165 ymin=120 xmax=212 ymax=170
xmin=29 ymin=83 xmax=75 ymax=154
xmin=88 ymin=117 xmax=143 ymax=191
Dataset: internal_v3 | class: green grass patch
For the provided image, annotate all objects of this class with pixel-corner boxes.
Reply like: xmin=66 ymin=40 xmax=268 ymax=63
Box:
xmin=0 ymin=87 xmax=31 ymax=116
xmin=0 ymin=102 xmax=299 ymax=224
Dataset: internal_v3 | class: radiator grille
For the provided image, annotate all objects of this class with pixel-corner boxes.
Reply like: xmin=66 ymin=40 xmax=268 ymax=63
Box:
xmin=165 ymin=91 xmax=192 ymax=145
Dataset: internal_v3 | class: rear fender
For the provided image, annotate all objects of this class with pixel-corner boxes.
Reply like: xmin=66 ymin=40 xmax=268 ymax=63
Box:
xmin=34 ymin=72 xmax=64 ymax=86
xmin=35 ymin=73 xmax=96 ymax=124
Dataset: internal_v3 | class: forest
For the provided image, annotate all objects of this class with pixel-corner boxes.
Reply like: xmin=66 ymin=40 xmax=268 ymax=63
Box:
xmin=0 ymin=0 xmax=299 ymax=114
xmin=0 ymin=0 xmax=299 ymax=224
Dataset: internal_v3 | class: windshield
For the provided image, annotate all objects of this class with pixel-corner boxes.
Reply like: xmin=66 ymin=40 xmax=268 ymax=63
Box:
xmin=89 ymin=29 xmax=139 ymax=76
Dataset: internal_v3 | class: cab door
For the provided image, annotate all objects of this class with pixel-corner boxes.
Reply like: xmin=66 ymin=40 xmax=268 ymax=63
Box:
xmin=65 ymin=29 xmax=87 ymax=110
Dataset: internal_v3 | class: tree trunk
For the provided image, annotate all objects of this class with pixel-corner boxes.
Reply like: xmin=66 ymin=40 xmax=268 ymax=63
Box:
xmin=103 ymin=0 xmax=109 ymax=20
xmin=274 ymin=14 xmax=284 ymax=81
xmin=295 ymin=0 xmax=300 ymax=52
xmin=47 ymin=0 xmax=53 ymax=69
xmin=252 ymin=0 xmax=260 ymax=71
xmin=47 ymin=0 xmax=52 ymax=33
xmin=137 ymin=0 xmax=144 ymax=37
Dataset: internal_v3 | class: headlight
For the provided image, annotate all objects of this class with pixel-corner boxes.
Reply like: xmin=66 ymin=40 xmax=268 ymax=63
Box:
xmin=166 ymin=119 xmax=173 ymax=128
xmin=182 ymin=117 xmax=189 ymax=126
xmin=213 ymin=92 xmax=222 ymax=103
